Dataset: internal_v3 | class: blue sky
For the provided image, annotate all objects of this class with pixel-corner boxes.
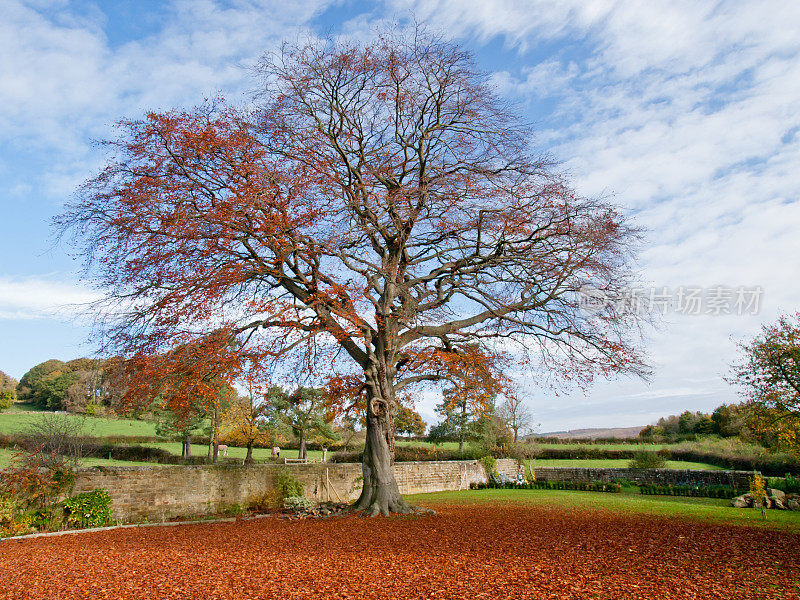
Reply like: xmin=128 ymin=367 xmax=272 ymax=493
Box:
xmin=1 ymin=0 xmax=799 ymax=432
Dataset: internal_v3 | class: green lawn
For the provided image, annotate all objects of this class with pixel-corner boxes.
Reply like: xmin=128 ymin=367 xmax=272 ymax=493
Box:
xmin=0 ymin=409 xmax=158 ymax=437
xmin=408 ymin=488 xmax=800 ymax=533
xmin=527 ymin=458 xmax=722 ymax=470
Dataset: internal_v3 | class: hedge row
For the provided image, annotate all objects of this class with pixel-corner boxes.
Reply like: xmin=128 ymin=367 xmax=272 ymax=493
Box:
xmin=331 ymin=446 xmax=488 ymax=463
xmin=638 ymin=484 xmax=744 ymax=499
xmin=666 ymin=450 xmax=799 ymax=477
xmin=471 ymin=480 xmax=622 ymax=493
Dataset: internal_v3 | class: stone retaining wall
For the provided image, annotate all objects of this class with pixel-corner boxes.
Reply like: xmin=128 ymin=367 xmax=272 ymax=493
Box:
xmin=74 ymin=459 xmax=518 ymax=522
xmin=71 ymin=459 xmax=745 ymax=523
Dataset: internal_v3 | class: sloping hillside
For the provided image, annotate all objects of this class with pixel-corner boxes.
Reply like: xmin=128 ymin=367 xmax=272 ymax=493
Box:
xmin=535 ymin=426 xmax=645 ymax=440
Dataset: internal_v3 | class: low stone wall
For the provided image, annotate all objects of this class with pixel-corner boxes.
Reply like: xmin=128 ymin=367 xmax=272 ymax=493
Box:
xmin=73 ymin=459 xmax=513 ymax=522
xmin=532 ymin=467 xmax=752 ymax=488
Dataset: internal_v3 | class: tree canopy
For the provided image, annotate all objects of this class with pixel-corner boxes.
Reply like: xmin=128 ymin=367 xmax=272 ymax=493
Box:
xmin=729 ymin=312 xmax=800 ymax=456
xmin=58 ymin=28 xmax=647 ymax=514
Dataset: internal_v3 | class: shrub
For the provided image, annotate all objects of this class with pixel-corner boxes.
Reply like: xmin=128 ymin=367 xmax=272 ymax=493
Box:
xmin=23 ymin=413 xmax=86 ymax=467
xmin=767 ymin=473 xmax=800 ymax=494
xmin=62 ymin=489 xmax=114 ymax=529
xmin=221 ymin=503 xmax=245 ymax=517
xmin=628 ymin=450 xmax=667 ymax=469
xmin=479 ymin=455 xmax=497 ymax=477
xmin=283 ymin=496 xmax=313 ymax=512
xmin=274 ymin=470 xmax=304 ymax=500
xmin=0 ymin=451 xmax=76 ymax=537
xmin=0 ymin=389 xmax=15 ymax=410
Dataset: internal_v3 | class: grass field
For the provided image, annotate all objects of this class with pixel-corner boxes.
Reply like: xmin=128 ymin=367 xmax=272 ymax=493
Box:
xmin=397 ymin=439 xmax=674 ymax=451
xmin=0 ymin=409 xmax=159 ymax=437
xmin=410 ymin=488 xmax=800 ymax=533
xmin=0 ymin=447 xmax=163 ymax=469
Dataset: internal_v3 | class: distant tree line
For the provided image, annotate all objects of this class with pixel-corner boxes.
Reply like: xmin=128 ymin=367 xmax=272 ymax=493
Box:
xmin=14 ymin=358 xmax=123 ymax=414
xmin=638 ymin=404 xmax=750 ymax=442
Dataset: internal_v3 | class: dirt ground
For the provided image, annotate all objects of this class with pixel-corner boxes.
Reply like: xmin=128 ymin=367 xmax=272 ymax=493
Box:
xmin=1 ymin=504 xmax=798 ymax=599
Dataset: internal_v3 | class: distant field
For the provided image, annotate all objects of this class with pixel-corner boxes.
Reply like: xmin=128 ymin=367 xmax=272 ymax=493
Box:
xmin=0 ymin=447 xmax=163 ymax=469
xmin=531 ymin=442 xmax=672 ymax=451
xmin=0 ymin=409 xmax=159 ymax=437
xmin=395 ymin=440 xmax=674 ymax=452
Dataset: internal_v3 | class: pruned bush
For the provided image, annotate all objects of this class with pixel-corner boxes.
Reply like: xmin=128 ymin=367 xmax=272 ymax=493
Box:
xmin=628 ymin=450 xmax=667 ymax=469
xmin=639 ymin=484 xmax=744 ymax=498
xmin=470 ymin=480 xmax=622 ymax=493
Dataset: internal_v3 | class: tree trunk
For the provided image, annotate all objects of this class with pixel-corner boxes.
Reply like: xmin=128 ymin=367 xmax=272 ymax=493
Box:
xmin=244 ymin=442 xmax=253 ymax=465
xmin=184 ymin=432 xmax=192 ymax=458
xmin=298 ymin=429 xmax=306 ymax=460
xmin=458 ymin=400 xmax=467 ymax=453
xmin=353 ymin=376 xmax=414 ymax=515
xmin=207 ymin=408 xmax=220 ymax=463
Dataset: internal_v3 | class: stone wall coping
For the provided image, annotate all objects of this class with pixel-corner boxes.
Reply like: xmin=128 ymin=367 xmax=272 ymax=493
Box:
xmin=73 ymin=459 xmax=487 ymax=474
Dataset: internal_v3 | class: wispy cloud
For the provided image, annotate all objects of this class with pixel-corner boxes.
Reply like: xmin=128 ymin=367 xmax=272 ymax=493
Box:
xmin=0 ymin=276 xmax=101 ymax=321
xmin=385 ymin=0 xmax=800 ymax=428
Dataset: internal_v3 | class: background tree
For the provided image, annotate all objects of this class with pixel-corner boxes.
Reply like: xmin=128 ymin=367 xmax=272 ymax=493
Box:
xmin=154 ymin=406 xmax=206 ymax=459
xmin=59 ymin=28 xmax=647 ymax=515
xmin=395 ymin=406 xmax=426 ymax=437
xmin=497 ymin=397 xmax=533 ymax=443
xmin=0 ymin=370 xmax=17 ymax=410
xmin=730 ymin=312 xmax=800 ymax=415
xmin=16 ymin=358 xmax=121 ymax=413
xmin=0 ymin=369 xmax=17 ymax=391
xmin=427 ymin=345 xmax=512 ymax=452
xmin=17 ymin=359 xmax=70 ymax=409
xmin=729 ymin=312 xmax=800 ymax=457
xmin=0 ymin=389 xmax=15 ymax=411
xmin=221 ymin=390 xmax=272 ymax=464
xmin=264 ymin=386 xmax=338 ymax=459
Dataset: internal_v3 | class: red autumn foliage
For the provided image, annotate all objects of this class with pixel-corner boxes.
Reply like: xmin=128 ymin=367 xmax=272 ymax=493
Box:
xmin=1 ymin=503 xmax=797 ymax=599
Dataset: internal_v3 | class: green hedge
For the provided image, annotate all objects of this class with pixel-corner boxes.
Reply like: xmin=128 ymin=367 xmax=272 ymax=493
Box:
xmin=638 ymin=484 xmax=743 ymax=498
xmin=471 ymin=480 xmax=622 ymax=493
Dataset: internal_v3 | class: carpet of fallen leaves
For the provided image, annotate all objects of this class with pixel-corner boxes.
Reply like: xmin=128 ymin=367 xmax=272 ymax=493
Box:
xmin=1 ymin=504 xmax=798 ymax=599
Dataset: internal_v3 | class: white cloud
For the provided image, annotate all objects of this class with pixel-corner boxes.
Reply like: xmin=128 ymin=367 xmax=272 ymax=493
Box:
xmin=0 ymin=0 xmax=333 ymax=194
xmin=389 ymin=0 xmax=800 ymax=430
xmin=0 ymin=276 xmax=101 ymax=321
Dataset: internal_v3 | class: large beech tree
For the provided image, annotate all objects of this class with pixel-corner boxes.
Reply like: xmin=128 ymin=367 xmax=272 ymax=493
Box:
xmin=60 ymin=30 xmax=647 ymax=515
